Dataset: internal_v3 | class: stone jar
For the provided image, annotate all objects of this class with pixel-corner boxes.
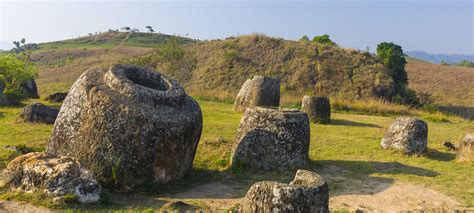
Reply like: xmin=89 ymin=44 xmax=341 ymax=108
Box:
xmin=0 ymin=152 xmax=101 ymax=203
xmin=301 ymin=95 xmax=331 ymax=124
xmin=381 ymin=117 xmax=428 ymax=155
xmin=231 ymin=107 xmax=310 ymax=170
xmin=241 ymin=170 xmax=329 ymax=213
xmin=47 ymin=64 xmax=203 ymax=189
xmin=20 ymin=102 xmax=59 ymax=124
xmin=457 ymin=133 xmax=474 ymax=162
xmin=233 ymin=75 xmax=280 ymax=112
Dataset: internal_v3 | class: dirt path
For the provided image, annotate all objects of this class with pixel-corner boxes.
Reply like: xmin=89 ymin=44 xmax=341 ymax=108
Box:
xmin=0 ymin=180 xmax=465 ymax=212
xmin=0 ymin=200 xmax=51 ymax=213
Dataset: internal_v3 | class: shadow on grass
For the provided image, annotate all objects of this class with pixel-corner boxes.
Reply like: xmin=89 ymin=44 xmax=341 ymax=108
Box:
xmin=424 ymin=148 xmax=456 ymax=162
xmin=437 ymin=105 xmax=474 ymax=120
xmin=330 ymin=119 xmax=381 ymax=128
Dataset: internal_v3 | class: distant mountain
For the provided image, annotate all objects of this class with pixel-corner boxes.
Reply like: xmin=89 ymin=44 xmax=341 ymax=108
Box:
xmin=405 ymin=50 xmax=474 ymax=64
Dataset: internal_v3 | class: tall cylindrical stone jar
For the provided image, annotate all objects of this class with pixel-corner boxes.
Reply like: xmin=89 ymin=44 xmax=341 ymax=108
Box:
xmin=301 ymin=95 xmax=331 ymax=124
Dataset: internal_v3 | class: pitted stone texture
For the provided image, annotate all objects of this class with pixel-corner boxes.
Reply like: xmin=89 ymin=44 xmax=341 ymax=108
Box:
xmin=46 ymin=92 xmax=68 ymax=103
xmin=457 ymin=133 xmax=474 ymax=162
xmin=20 ymin=102 xmax=59 ymax=124
xmin=241 ymin=170 xmax=329 ymax=213
xmin=233 ymin=75 xmax=280 ymax=112
xmin=21 ymin=79 xmax=39 ymax=99
xmin=0 ymin=152 xmax=101 ymax=203
xmin=231 ymin=107 xmax=310 ymax=170
xmin=301 ymin=95 xmax=331 ymax=124
xmin=46 ymin=64 xmax=202 ymax=189
xmin=381 ymin=117 xmax=428 ymax=155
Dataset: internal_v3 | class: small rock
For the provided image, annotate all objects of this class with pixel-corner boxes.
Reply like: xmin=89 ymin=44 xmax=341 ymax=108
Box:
xmin=381 ymin=117 xmax=428 ymax=155
xmin=241 ymin=169 xmax=329 ymax=213
xmin=442 ymin=141 xmax=457 ymax=151
xmin=0 ymin=152 xmax=101 ymax=203
xmin=45 ymin=92 xmax=68 ymax=103
xmin=162 ymin=200 xmax=195 ymax=211
xmin=20 ymin=103 xmax=59 ymax=124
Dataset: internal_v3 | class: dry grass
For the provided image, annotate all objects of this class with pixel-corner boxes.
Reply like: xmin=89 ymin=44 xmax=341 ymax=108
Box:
xmin=406 ymin=59 xmax=474 ymax=106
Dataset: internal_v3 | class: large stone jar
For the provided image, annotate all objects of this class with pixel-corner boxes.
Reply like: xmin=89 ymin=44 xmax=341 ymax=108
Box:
xmin=231 ymin=107 xmax=310 ymax=170
xmin=233 ymin=75 xmax=280 ymax=112
xmin=47 ymin=64 xmax=203 ymax=189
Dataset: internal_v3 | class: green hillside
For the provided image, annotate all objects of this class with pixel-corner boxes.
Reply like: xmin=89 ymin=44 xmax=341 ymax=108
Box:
xmin=36 ymin=31 xmax=196 ymax=50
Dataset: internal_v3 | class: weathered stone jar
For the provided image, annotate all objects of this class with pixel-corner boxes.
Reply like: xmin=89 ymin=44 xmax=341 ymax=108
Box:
xmin=231 ymin=107 xmax=310 ymax=170
xmin=241 ymin=170 xmax=329 ymax=213
xmin=20 ymin=102 xmax=59 ymax=124
xmin=457 ymin=133 xmax=474 ymax=162
xmin=233 ymin=75 xmax=280 ymax=112
xmin=301 ymin=95 xmax=331 ymax=124
xmin=381 ymin=117 xmax=428 ymax=155
xmin=47 ymin=64 xmax=203 ymax=189
xmin=0 ymin=152 xmax=101 ymax=203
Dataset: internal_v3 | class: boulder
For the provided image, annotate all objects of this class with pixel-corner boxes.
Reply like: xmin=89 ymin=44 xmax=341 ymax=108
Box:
xmin=46 ymin=92 xmax=68 ymax=103
xmin=21 ymin=79 xmax=39 ymax=99
xmin=231 ymin=107 xmax=310 ymax=170
xmin=301 ymin=95 xmax=331 ymax=124
xmin=241 ymin=170 xmax=329 ymax=213
xmin=47 ymin=64 xmax=202 ymax=189
xmin=380 ymin=117 xmax=428 ymax=155
xmin=20 ymin=102 xmax=59 ymax=124
xmin=233 ymin=75 xmax=280 ymax=112
xmin=0 ymin=152 xmax=101 ymax=203
xmin=457 ymin=133 xmax=474 ymax=162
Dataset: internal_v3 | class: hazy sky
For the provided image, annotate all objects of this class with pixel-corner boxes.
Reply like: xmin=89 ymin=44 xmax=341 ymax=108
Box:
xmin=0 ymin=0 xmax=473 ymax=54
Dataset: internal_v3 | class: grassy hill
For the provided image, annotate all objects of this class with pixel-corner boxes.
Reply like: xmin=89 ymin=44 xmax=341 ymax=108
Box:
xmin=181 ymin=35 xmax=393 ymax=101
xmin=406 ymin=59 xmax=474 ymax=118
xmin=36 ymin=31 xmax=196 ymax=50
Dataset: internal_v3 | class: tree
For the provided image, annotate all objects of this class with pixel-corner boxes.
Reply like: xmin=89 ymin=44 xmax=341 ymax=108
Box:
xmin=121 ymin=26 xmax=131 ymax=32
xmin=131 ymin=28 xmax=140 ymax=33
xmin=145 ymin=25 xmax=154 ymax=33
xmin=376 ymin=42 xmax=408 ymax=98
xmin=299 ymin=35 xmax=309 ymax=42
xmin=312 ymin=34 xmax=336 ymax=46
xmin=0 ymin=54 xmax=37 ymax=105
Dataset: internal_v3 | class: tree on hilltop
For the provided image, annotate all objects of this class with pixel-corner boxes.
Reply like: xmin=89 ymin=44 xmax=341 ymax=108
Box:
xmin=121 ymin=26 xmax=131 ymax=32
xmin=299 ymin=35 xmax=309 ymax=42
xmin=145 ymin=26 xmax=154 ymax=33
xmin=312 ymin=34 xmax=336 ymax=46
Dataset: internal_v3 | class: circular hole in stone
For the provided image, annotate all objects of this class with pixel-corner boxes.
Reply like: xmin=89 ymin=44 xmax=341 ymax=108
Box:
xmin=123 ymin=67 xmax=170 ymax=91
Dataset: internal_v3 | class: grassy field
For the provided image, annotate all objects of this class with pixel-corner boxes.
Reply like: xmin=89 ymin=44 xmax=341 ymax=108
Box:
xmin=0 ymin=98 xmax=473 ymax=209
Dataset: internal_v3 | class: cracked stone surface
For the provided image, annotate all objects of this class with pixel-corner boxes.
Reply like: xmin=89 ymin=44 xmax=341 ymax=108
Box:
xmin=231 ymin=107 xmax=310 ymax=170
xmin=381 ymin=117 xmax=428 ymax=155
xmin=0 ymin=152 xmax=101 ymax=203
xmin=241 ymin=170 xmax=329 ymax=213
xmin=233 ymin=75 xmax=280 ymax=112
xmin=457 ymin=133 xmax=474 ymax=162
xmin=47 ymin=64 xmax=202 ymax=189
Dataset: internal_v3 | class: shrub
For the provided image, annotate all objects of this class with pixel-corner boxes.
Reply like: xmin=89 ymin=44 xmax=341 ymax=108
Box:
xmin=0 ymin=54 xmax=37 ymax=105
xmin=312 ymin=34 xmax=336 ymax=46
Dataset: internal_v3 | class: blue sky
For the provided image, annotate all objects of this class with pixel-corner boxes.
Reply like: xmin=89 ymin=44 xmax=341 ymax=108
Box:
xmin=0 ymin=0 xmax=473 ymax=54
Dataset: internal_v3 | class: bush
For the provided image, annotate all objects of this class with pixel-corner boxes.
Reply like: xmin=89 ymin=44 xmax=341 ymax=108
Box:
xmin=0 ymin=54 xmax=37 ymax=105
xmin=312 ymin=34 xmax=336 ymax=46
